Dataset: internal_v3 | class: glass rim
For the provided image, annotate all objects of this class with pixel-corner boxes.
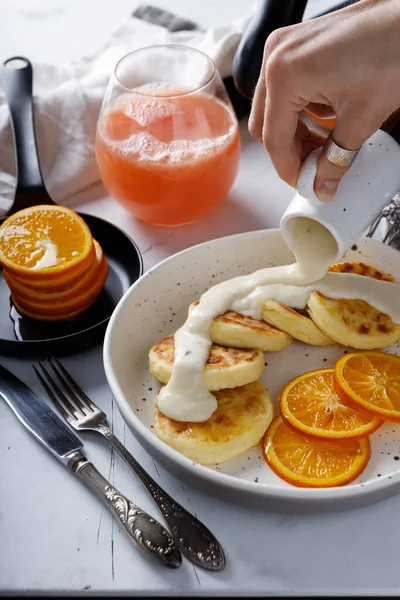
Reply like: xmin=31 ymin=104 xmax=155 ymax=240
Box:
xmin=113 ymin=44 xmax=217 ymax=98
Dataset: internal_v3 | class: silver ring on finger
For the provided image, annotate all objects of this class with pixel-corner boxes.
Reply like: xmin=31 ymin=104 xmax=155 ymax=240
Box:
xmin=322 ymin=132 xmax=361 ymax=167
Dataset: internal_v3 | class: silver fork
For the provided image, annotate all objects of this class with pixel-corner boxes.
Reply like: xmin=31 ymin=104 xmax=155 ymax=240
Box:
xmin=34 ymin=357 xmax=225 ymax=572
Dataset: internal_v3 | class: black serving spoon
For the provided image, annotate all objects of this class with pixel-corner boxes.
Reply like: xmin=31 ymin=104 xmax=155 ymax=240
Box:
xmin=0 ymin=57 xmax=143 ymax=357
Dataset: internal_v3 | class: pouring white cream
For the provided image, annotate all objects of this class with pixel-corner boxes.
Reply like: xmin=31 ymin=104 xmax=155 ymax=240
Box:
xmin=157 ymin=217 xmax=400 ymax=423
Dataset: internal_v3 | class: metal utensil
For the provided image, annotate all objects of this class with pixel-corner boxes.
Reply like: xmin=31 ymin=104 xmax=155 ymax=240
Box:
xmin=0 ymin=363 xmax=181 ymax=569
xmin=34 ymin=357 xmax=226 ymax=572
xmin=367 ymin=193 xmax=400 ymax=251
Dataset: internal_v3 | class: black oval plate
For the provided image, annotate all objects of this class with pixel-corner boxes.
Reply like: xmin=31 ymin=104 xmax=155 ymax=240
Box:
xmin=0 ymin=212 xmax=143 ymax=357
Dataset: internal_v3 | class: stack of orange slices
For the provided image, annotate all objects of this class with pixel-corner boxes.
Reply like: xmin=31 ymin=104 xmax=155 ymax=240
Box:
xmin=263 ymin=350 xmax=400 ymax=488
xmin=0 ymin=205 xmax=108 ymax=321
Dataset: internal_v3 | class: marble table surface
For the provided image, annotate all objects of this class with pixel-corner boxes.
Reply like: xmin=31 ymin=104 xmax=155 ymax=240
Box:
xmin=1 ymin=0 xmax=400 ymax=596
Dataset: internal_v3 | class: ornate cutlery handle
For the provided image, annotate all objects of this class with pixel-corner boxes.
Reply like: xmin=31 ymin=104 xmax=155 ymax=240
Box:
xmin=96 ymin=425 xmax=226 ymax=571
xmin=367 ymin=195 xmax=400 ymax=251
xmin=68 ymin=452 xmax=181 ymax=569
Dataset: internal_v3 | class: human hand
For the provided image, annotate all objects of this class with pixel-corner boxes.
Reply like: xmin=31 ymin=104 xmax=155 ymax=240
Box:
xmin=249 ymin=0 xmax=400 ymax=200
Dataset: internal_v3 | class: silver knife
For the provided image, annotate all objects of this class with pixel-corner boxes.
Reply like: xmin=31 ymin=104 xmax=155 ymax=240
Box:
xmin=0 ymin=364 xmax=181 ymax=569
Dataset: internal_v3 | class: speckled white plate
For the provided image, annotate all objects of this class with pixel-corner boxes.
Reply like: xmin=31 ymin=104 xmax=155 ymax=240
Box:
xmin=103 ymin=229 xmax=400 ymax=510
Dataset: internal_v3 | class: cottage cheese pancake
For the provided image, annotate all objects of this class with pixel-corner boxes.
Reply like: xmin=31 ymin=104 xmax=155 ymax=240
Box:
xmin=157 ymin=219 xmax=400 ymax=423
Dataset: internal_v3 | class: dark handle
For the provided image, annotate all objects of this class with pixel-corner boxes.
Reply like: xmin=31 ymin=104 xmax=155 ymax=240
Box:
xmin=314 ymin=0 xmax=361 ymax=17
xmin=2 ymin=57 xmax=47 ymax=193
xmin=382 ymin=108 xmax=400 ymax=146
xmin=232 ymin=0 xmax=362 ymax=101
xmin=232 ymin=0 xmax=308 ymax=100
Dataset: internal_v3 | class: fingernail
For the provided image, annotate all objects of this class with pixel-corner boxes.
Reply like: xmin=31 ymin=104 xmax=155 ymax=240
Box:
xmin=315 ymin=179 xmax=339 ymax=202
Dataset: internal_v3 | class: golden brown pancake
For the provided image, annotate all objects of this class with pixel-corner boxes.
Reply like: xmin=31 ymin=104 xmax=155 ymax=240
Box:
xmin=307 ymin=262 xmax=400 ymax=349
xmin=154 ymin=380 xmax=274 ymax=464
xmin=190 ymin=300 xmax=293 ymax=351
xmin=261 ymin=299 xmax=335 ymax=346
xmin=149 ymin=334 xmax=265 ymax=390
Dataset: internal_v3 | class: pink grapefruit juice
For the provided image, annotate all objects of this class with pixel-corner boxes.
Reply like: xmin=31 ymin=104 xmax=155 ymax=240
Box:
xmin=95 ymin=87 xmax=240 ymax=226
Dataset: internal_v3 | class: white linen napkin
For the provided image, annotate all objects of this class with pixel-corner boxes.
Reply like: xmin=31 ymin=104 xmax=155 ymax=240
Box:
xmin=0 ymin=6 xmax=253 ymax=215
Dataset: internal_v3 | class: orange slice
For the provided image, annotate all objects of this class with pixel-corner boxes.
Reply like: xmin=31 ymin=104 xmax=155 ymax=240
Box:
xmin=12 ymin=296 xmax=97 ymax=322
xmin=335 ymin=351 xmax=400 ymax=422
xmin=303 ymin=108 xmax=335 ymax=131
xmin=4 ymin=240 xmax=106 ymax=305
xmin=263 ymin=416 xmax=371 ymax=487
xmin=11 ymin=256 xmax=108 ymax=317
xmin=4 ymin=251 xmax=94 ymax=292
xmin=280 ymin=368 xmax=382 ymax=439
xmin=3 ymin=242 xmax=96 ymax=291
xmin=0 ymin=205 xmax=93 ymax=280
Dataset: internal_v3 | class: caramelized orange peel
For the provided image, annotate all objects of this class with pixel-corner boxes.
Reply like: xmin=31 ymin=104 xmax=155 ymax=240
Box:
xmin=265 ymin=349 xmax=400 ymax=488
xmin=263 ymin=416 xmax=371 ymax=488
xmin=280 ymin=367 xmax=382 ymax=439
xmin=334 ymin=351 xmax=400 ymax=422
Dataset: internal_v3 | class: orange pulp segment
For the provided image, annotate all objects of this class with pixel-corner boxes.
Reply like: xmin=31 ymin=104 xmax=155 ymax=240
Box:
xmin=0 ymin=205 xmax=93 ymax=279
xmin=280 ymin=368 xmax=382 ymax=439
xmin=335 ymin=351 xmax=400 ymax=422
xmin=263 ymin=416 xmax=371 ymax=488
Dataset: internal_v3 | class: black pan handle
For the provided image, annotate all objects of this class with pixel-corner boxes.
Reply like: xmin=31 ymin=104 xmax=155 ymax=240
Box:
xmin=2 ymin=57 xmax=52 ymax=200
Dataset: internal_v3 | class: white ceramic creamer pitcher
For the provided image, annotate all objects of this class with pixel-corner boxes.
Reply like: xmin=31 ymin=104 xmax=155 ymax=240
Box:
xmin=280 ymin=129 xmax=400 ymax=262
